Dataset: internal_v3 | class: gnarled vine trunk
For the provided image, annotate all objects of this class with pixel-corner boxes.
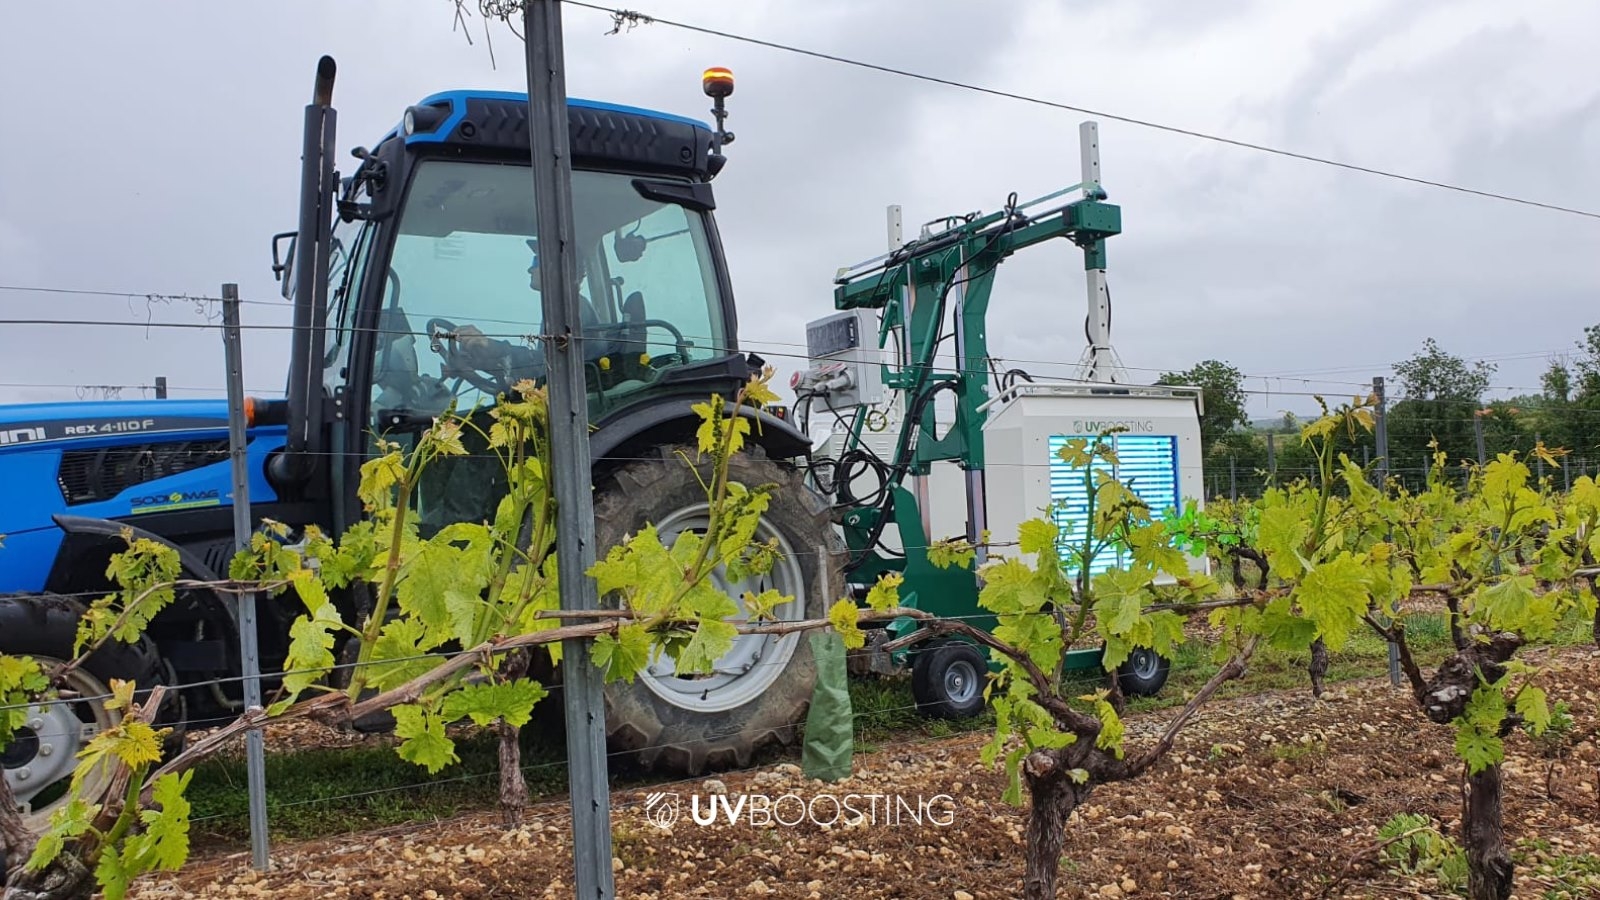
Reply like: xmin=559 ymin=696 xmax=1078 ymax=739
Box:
xmin=1022 ymin=747 xmax=1090 ymax=900
xmin=1307 ymin=637 xmax=1329 ymax=697
xmin=1463 ymin=763 xmax=1513 ymax=900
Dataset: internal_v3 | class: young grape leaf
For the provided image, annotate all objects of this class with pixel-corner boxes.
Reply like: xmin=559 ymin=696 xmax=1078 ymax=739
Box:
xmin=829 ymin=598 xmax=865 ymax=650
xmin=593 ymin=622 xmax=653 ymax=683
xmin=393 ymin=704 xmax=459 ymax=774
xmin=440 ymin=679 xmax=548 ymax=729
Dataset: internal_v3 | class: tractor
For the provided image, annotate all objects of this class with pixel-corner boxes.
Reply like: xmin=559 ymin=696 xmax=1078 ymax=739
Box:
xmin=0 ymin=58 xmax=839 ymax=825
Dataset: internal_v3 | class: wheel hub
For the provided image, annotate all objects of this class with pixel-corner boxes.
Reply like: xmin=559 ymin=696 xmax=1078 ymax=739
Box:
xmin=2 ymin=664 xmax=113 ymax=821
xmin=638 ymin=503 xmax=807 ymax=714
xmin=944 ymin=660 xmax=979 ymax=705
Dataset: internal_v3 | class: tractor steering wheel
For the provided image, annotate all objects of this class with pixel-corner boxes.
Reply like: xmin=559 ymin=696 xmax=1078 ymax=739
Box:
xmin=423 ymin=316 xmax=517 ymax=397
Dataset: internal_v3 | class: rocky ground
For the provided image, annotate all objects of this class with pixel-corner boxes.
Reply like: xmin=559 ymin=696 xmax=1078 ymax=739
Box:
xmin=129 ymin=645 xmax=1599 ymax=899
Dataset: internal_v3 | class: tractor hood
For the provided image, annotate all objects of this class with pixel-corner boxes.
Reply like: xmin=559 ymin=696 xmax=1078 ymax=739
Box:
xmin=0 ymin=397 xmax=288 ymax=556
xmin=0 ymin=398 xmax=243 ymax=449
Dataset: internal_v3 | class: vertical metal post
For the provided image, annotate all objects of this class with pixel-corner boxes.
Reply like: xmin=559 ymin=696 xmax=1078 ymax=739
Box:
xmin=1373 ymin=378 xmax=1389 ymax=483
xmin=1564 ymin=456 xmax=1572 ymax=491
xmin=221 ymin=284 xmax=270 ymax=871
xmin=1371 ymin=376 xmax=1399 ymax=686
xmin=1535 ymin=432 xmax=1545 ymax=482
xmin=522 ymin=3 xmax=613 ymax=897
xmin=1229 ymin=456 xmax=1237 ymax=501
xmin=890 ymin=204 xmax=933 ymax=543
xmin=1077 ymin=121 xmax=1118 ymax=384
xmin=1474 ymin=412 xmax=1487 ymax=465
xmin=154 ymin=376 xmax=168 ymax=399
xmin=1266 ymin=433 xmax=1276 ymax=481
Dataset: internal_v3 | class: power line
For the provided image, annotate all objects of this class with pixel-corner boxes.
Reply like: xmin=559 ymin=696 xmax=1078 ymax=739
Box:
xmin=565 ymin=1 xmax=1600 ymax=221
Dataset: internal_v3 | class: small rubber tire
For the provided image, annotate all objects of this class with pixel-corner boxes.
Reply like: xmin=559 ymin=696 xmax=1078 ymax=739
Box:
xmin=1115 ymin=646 xmax=1171 ymax=697
xmin=0 ymin=593 xmax=184 ymax=827
xmin=911 ymin=640 xmax=988 ymax=719
xmin=594 ymin=447 xmax=841 ymax=775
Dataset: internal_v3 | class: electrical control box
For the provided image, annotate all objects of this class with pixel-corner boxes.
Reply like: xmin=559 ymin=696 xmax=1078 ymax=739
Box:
xmin=801 ymin=308 xmax=884 ymax=410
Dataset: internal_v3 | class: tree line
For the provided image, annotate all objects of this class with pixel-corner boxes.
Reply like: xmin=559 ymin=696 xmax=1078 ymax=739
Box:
xmin=1160 ymin=329 xmax=1600 ymax=497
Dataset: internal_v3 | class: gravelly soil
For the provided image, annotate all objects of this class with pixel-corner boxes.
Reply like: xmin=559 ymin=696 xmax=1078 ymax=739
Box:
xmin=129 ymin=645 xmax=1600 ymax=899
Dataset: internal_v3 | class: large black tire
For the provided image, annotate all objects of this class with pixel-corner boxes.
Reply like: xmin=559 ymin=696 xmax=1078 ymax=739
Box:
xmin=0 ymin=593 xmax=184 ymax=829
xmin=1115 ymin=646 xmax=1171 ymax=697
xmin=593 ymin=447 xmax=840 ymax=774
xmin=911 ymin=640 xmax=988 ymax=720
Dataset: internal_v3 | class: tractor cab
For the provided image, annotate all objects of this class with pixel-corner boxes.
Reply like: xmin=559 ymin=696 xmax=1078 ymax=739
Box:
xmin=270 ymin=73 xmax=800 ymax=531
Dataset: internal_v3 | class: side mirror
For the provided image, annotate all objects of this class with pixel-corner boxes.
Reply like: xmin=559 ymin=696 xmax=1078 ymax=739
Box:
xmin=271 ymin=231 xmax=298 ymax=299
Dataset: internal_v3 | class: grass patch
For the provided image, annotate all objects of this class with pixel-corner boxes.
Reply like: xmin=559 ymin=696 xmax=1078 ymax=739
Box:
xmin=848 ymin=675 xmax=994 ymax=744
xmin=188 ymin=727 xmax=568 ymax=843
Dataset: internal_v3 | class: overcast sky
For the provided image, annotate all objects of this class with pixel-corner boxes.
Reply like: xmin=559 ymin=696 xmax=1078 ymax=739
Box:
xmin=1 ymin=0 xmax=1597 ymax=424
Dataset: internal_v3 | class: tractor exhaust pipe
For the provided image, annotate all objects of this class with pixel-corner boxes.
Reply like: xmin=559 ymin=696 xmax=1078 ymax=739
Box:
xmin=273 ymin=55 xmax=338 ymax=487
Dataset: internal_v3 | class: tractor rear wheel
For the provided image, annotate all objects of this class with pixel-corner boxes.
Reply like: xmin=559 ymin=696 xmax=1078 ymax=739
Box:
xmin=0 ymin=593 xmax=183 ymax=831
xmin=593 ymin=447 xmax=840 ymax=774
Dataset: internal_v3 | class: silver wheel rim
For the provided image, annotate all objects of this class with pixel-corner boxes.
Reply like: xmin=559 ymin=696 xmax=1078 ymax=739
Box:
xmin=3 ymin=662 xmax=117 ymax=829
xmin=638 ymin=502 xmax=806 ymax=713
xmin=1127 ymin=648 xmax=1161 ymax=681
xmin=943 ymin=658 xmax=979 ymax=705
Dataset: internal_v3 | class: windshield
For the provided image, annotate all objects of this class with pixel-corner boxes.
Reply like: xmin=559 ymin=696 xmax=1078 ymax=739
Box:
xmin=367 ymin=160 xmax=728 ymax=423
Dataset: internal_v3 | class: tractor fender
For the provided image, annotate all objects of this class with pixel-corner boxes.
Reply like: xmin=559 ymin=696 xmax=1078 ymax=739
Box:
xmin=590 ymin=397 xmax=810 ymax=471
xmin=46 ymin=514 xmax=238 ymax=630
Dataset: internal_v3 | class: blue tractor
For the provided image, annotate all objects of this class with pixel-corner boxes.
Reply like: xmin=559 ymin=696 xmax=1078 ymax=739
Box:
xmin=0 ymin=58 xmax=839 ymax=824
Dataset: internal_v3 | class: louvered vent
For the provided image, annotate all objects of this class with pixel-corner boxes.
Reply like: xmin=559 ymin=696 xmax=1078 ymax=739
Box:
xmin=57 ymin=440 xmax=231 ymax=505
xmin=1048 ymin=434 xmax=1179 ymax=576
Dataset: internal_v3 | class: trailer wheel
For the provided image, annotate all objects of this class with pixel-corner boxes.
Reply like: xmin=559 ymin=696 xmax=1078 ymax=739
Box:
xmin=594 ymin=447 xmax=840 ymax=775
xmin=0 ymin=594 xmax=183 ymax=830
xmin=1115 ymin=647 xmax=1171 ymax=697
xmin=911 ymin=640 xmax=988 ymax=719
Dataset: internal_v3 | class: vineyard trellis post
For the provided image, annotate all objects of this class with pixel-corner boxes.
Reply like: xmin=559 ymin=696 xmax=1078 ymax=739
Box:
xmin=1266 ymin=432 xmax=1276 ymax=481
xmin=521 ymin=1 xmax=616 ymax=897
xmin=1535 ymin=431 xmax=1545 ymax=481
xmin=222 ymin=282 xmax=271 ymax=870
xmin=1474 ymin=409 xmax=1488 ymax=465
xmin=1229 ymin=455 xmax=1237 ymax=500
xmin=1372 ymin=375 xmax=1400 ymax=686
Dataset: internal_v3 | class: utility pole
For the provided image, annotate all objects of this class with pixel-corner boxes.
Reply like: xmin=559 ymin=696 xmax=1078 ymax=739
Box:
xmin=221 ymin=284 xmax=269 ymax=871
xmin=522 ymin=2 xmax=614 ymax=897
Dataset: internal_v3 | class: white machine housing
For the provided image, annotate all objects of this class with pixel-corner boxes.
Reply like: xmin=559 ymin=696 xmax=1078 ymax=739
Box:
xmin=982 ymin=382 xmax=1207 ymax=575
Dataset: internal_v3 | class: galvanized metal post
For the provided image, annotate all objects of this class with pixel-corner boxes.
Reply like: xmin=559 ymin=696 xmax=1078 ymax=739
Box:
xmin=1372 ymin=376 xmax=1399 ymax=686
xmin=1564 ymin=456 xmax=1572 ymax=491
xmin=1474 ymin=412 xmax=1487 ymax=465
xmin=1266 ymin=433 xmax=1276 ymax=481
xmin=154 ymin=376 xmax=167 ymax=400
xmin=1229 ymin=456 xmax=1237 ymax=501
xmin=1535 ymin=432 xmax=1545 ymax=481
xmin=522 ymin=3 xmax=614 ymax=897
xmin=1372 ymin=377 xmax=1389 ymax=484
xmin=221 ymin=283 xmax=270 ymax=871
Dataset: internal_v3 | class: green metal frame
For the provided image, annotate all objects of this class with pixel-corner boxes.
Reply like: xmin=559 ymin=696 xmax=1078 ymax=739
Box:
xmin=832 ymin=188 xmax=1121 ymax=650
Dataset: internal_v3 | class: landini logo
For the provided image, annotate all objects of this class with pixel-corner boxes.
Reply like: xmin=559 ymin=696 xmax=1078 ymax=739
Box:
xmin=642 ymin=791 xmax=955 ymax=829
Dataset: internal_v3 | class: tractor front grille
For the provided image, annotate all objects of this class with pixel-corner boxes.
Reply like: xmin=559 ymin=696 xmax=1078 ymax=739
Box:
xmin=57 ymin=440 xmax=231 ymax=505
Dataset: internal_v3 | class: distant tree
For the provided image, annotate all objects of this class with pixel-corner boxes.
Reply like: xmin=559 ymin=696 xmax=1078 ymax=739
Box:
xmin=1386 ymin=339 xmax=1496 ymax=480
xmin=1157 ymin=360 xmax=1249 ymax=453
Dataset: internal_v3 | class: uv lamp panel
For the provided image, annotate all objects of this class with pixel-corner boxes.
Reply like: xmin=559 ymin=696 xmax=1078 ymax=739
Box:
xmin=981 ymin=388 xmax=1205 ymax=576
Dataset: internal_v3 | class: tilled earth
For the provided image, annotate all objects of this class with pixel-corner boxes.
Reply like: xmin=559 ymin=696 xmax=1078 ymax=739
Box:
xmin=130 ymin=646 xmax=1599 ymax=899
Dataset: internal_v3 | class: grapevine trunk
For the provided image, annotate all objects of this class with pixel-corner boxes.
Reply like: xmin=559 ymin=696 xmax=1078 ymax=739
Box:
xmin=1463 ymin=763 xmax=1513 ymax=900
xmin=1022 ymin=747 xmax=1089 ymax=900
